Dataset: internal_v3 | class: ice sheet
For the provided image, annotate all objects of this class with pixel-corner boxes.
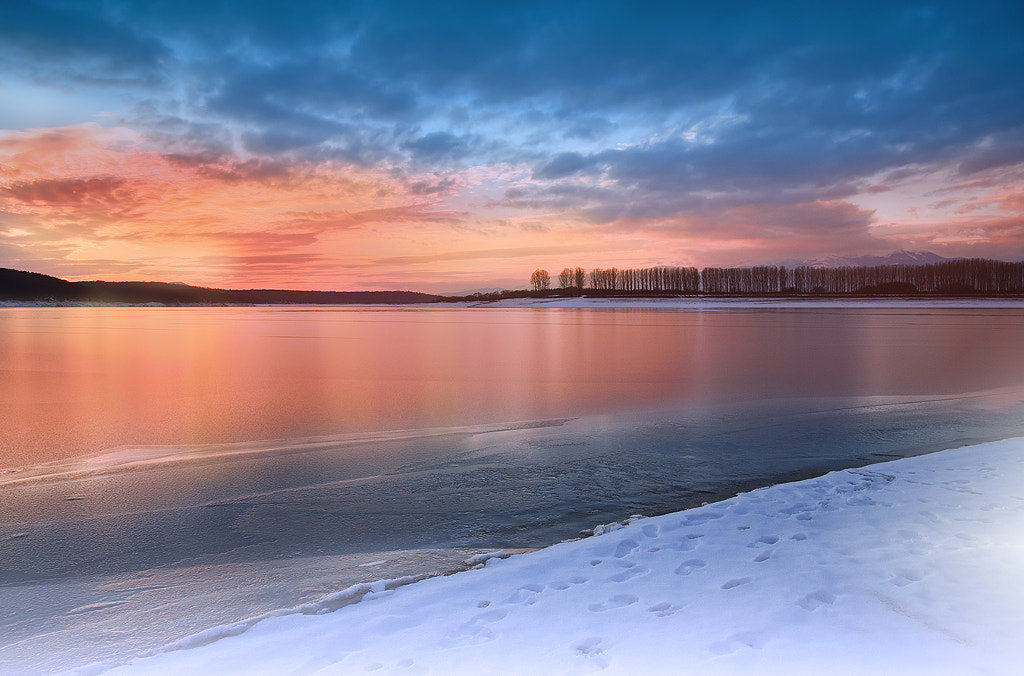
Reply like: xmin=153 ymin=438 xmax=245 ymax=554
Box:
xmin=84 ymin=437 xmax=1024 ymax=675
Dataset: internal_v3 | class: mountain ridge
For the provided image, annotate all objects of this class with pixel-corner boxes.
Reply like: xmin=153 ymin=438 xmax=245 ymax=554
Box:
xmin=0 ymin=268 xmax=440 ymax=305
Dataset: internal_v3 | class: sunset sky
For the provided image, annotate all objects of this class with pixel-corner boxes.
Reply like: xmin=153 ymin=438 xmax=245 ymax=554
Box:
xmin=1 ymin=1 xmax=1023 ymax=293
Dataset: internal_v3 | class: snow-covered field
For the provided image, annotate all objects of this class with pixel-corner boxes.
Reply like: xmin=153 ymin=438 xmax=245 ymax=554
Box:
xmin=79 ymin=437 xmax=1024 ymax=676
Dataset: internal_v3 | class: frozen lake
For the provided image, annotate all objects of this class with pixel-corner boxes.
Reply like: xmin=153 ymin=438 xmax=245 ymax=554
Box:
xmin=2 ymin=304 xmax=1024 ymax=673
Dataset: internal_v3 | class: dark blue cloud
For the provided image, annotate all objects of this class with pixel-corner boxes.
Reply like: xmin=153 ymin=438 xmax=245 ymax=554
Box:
xmin=533 ymin=152 xmax=600 ymax=180
xmin=402 ymin=132 xmax=473 ymax=163
xmin=0 ymin=0 xmax=169 ymax=84
xmin=4 ymin=0 xmax=1023 ymax=227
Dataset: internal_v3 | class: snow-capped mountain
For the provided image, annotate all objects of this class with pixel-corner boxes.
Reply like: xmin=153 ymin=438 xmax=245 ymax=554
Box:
xmin=800 ymin=250 xmax=950 ymax=268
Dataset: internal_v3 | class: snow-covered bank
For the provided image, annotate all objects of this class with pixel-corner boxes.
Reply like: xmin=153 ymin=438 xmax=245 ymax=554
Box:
xmin=85 ymin=438 xmax=1024 ymax=676
xmin=452 ymin=296 xmax=1024 ymax=309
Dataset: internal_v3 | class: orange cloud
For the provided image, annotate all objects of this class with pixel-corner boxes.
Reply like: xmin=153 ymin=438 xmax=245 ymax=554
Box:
xmin=2 ymin=176 xmax=129 ymax=206
xmin=4 ymin=124 xmax=1023 ymax=293
xmin=0 ymin=125 xmax=483 ymax=289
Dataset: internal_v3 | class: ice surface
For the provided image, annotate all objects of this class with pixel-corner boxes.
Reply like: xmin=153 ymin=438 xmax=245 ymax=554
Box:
xmin=80 ymin=437 xmax=1024 ymax=675
xmin=5 ymin=393 xmax=1024 ymax=675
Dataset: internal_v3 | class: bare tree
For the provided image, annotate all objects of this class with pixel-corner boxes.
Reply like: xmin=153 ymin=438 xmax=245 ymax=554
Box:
xmin=530 ymin=269 xmax=551 ymax=291
xmin=573 ymin=267 xmax=586 ymax=291
xmin=527 ymin=259 xmax=1024 ymax=297
xmin=558 ymin=268 xmax=574 ymax=289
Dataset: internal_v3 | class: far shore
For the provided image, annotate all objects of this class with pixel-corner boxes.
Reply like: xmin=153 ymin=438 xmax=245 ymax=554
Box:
xmin=6 ymin=295 xmax=1024 ymax=309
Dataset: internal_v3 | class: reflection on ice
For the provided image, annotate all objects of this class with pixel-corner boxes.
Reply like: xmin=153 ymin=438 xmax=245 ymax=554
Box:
xmin=0 ymin=418 xmax=574 ymax=489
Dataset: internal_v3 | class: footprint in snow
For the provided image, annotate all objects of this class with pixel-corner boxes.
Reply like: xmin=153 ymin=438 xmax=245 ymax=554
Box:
xmin=753 ymin=550 xmax=773 ymax=562
xmin=642 ymin=523 xmax=659 ymax=538
xmin=721 ymin=577 xmax=752 ymax=590
xmin=747 ymin=535 xmax=779 ymax=548
xmin=647 ymin=601 xmax=686 ymax=617
xmin=614 ymin=539 xmax=640 ymax=558
xmin=607 ymin=564 xmax=649 ymax=583
xmin=588 ymin=594 xmax=638 ymax=612
xmin=674 ymin=559 xmax=706 ymax=576
xmin=709 ymin=630 xmax=765 ymax=655
xmin=573 ymin=637 xmax=610 ymax=668
xmin=798 ymin=590 xmax=836 ymax=611
xmin=574 ymin=637 xmax=603 ymax=655
xmin=671 ymin=533 xmax=704 ymax=552
xmin=447 ymin=609 xmax=508 ymax=643
xmin=502 ymin=584 xmax=544 ymax=605
xmin=890 ymin=568 xmax=924 ymax=586
xmin=681 ymin=512 xmax=724 ymax=526
xmin=470 ymin=609 xmax=508 ymax=623
xmin=551 ymin=575 xmax=590 ymax=590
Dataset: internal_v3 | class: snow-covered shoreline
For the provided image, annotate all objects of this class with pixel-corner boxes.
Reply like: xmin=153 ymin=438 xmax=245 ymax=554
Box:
xmin=453 ymin=296 xmax=1024 ymax=310
xmin=81 ymin=437 xmax=1024 ymax=675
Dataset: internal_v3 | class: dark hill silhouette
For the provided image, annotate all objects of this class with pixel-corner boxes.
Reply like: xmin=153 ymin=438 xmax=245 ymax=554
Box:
xmin=225 ymin=288 xmax=437 ymax=304
xmin=1 ymin=268 xmax=439 ymax=304
xmin=76 ymin=281 xmax=238 ymax=304
xmin=0 ymin=268 xmax=87 ymax=301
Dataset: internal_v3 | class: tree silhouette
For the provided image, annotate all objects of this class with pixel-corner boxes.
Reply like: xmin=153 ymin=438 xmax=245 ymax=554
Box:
xmin=558 ymin=268 xmax=574 ymax=289
xmin=530 ymin=269 xmax=551 ymax=291
xmin=574 ymin=267 xmax=586 ymax=291
xmin=522 ymin=259 xmax=1023 ymax=299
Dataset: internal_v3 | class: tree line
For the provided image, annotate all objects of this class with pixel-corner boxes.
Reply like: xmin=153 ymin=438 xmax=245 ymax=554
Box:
xmin=527 ymin=259 xmax=1024 ymax=295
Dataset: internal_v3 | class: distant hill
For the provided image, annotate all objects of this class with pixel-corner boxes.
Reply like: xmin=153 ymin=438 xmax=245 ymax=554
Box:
xmin=0 ymin=268 xmax=439 ymax=305
xmin=440 ymin=287 xmax=509 ymax=297
xmin=801 ymin=250 xmax=951 ymax=268
xmin=0 ymin=268 xmax=86 ymax=301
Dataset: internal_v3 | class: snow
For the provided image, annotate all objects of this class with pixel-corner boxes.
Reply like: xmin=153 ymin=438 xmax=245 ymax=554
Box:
xmin=76 ymin=437 xmax=1024 ymax=675
xmin=455 ymin=296 xmax=1024 ymax=310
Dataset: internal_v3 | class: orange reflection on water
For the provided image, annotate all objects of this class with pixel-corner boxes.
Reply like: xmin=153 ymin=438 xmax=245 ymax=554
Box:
xmin=3 ymin=306 xmax=1024 ymax=468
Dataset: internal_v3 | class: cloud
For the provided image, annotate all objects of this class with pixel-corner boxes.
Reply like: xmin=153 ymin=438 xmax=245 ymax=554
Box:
xmin=402 ymin=132 xmax=473 ymax=164
xmin=276 ymin=205 xmax=467 ymax=231
xmin=532 ymin=152 xmax=600 ymax=180
xmin=373 ymin=244 xmax=579 ymax=267
xmin=1 ymin=177 xmax=128 ymax=205
xmin=406 ymin=176 xmax=461 ymax=196
xmin=957 ymin=134 xmax=1024 ymax=175
xmin=0 ymin=2 xmax=170 ymax=88
xmin=0 ymin=126 xmax=112 ymax=161
xmin=10 ymin=1 xmax=1021 ymax=183
xmin=3 ymin=1 xmax=1024 ymax=284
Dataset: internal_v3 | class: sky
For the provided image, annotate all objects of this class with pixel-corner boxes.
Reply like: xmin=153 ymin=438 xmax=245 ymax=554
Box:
xmin=1 ymin=1 xmax=1023 ymax=293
